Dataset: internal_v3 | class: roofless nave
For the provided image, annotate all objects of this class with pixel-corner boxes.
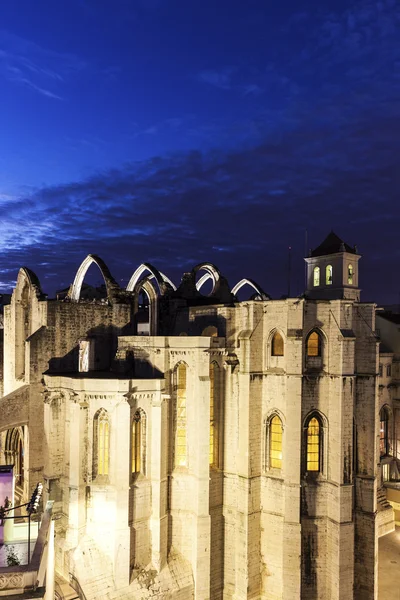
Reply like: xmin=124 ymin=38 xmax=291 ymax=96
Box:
xmin=0 ymin=231 xmax=397 ymax=600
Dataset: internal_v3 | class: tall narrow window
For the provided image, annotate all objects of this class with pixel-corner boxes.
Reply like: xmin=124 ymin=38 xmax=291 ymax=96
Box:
xmin=94 ymin=409 xmax=110 ymax=477
xmin=306 ymin=416 xmax=321 ymax=472
xmin=380 ymin=407 xmax=389 ymax=456
xmin=269 ymin=415 xmax=283 ymax=469
xmin=326 ymin=265 xmax=333 ymax=285
xmin=210 ymin=363 xmax=215 ymax=466
xmin=307 ymin=331 xmax=321 ymax=357
xmin=313 ymin=267 xmax=320 ymax=287
xmin=271 ymin=332 xmax=284 ymax=356
xmin=348 ymin=264 xmax=353 ymax=285
xmin=175 ymin=363 xmax=187 ymax=467
xmin=132 ymin=411 xmax=142 ymax=474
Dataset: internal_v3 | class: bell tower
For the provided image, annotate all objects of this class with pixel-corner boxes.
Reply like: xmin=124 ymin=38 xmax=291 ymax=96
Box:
xmin=304 ymin=231 xmax=361 ymax=301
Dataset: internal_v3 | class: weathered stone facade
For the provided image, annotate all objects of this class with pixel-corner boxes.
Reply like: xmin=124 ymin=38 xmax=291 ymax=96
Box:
xmin=0 ymin=235 xmax=385 ymax=599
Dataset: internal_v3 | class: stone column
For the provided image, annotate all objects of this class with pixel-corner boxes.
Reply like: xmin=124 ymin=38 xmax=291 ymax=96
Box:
xmin=150 ymin=391 xmax=169 ymax=571
xmin=113 ymin=395 xmax=131 ymax=589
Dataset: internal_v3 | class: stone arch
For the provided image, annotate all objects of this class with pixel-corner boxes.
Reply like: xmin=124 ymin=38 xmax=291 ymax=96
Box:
xmin=68 ymin=254 xmax=121 ymax=302
xmin=268 ymin=328 xmax=286 ymax=357
xmin=4 ymin=426 xmax=25 ymax=499
xmin=302 ymin=410 xmax=328 ymax=475
xmin=131 ymin=277 xmax=159 ymax=336
xmin=132 ymin=408 xmax=147 ymax=476
xmin=14 ymin=267 xmax=43 ymax=381
xmin=264 ymin=410 xmax=285 ymax=471
xmin=192 ymin=263 xmax=221 ymax=296
xmin=231 ymin=278 xmax=270 ymax=300
xmin=126 ymin=263 xmax=175 ymax=295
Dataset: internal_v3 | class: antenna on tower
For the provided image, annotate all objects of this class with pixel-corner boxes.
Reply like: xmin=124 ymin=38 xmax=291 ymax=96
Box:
xmin=304 ymin=229 xmax=308 ymax=290
xmin=287 ymin=246 xmax=292 ymax=297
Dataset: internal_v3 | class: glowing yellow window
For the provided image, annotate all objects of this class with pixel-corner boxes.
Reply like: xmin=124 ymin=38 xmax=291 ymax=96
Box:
xmin=271 ymin=332 xmax=284 ymax=356
xmin=98 ymin=413 xmax=109 ymax=476
xmin=175 ymin=364 xmax=187 ymax=467
xmin=209 ymin=362 xmax=219 ymax=467
xmin=270 ymin=416 xmax=283 ymax=469
xmin=348 ymin=264 xmax=353 ymax=285
xmin=307 ymin=332 xmax=321 ymax=357
xmin=326 ymin=265 xmax=333 ymax=285
xmin=313 ymin=267 xmax=320 ymax=287
xmin=132 ymin=412 xmax=141 ymax=474
xmin=307 ymin=417 xmax=320 ymax=471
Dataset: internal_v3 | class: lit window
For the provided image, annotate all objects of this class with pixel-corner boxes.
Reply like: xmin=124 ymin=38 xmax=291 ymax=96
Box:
xmin=326 ymin=265 xmax=333 ymax=285
xmin=380 ymin=407 xmax=389 ymax=456
xmin=307 ymin=331 xmax=321 ymax=357
xmin=348 ymin=264 xmax=353 ymax=285
xmin=313 ymin=267 xmax=320 ymax=287
xmin=306 ymin=417 xmax=321 ymax=472
xmin=132 ymin=411 xmax=143 ymax=475
xmin=271 ymin=332 xmax=284 ymax=356
xmin=175 ymin=363 xmax=187 ymax=467
xmin=95 ymin=410 xmax=109 ymax=476
xmin=269 ymin=415 xmax=283 ymax=469
xmin=209 ymin=362 xmax=219 ymax=467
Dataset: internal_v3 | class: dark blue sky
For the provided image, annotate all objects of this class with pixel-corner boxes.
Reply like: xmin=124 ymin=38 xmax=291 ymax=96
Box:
xmin=0 ymin=0 xmax=399 ymax=303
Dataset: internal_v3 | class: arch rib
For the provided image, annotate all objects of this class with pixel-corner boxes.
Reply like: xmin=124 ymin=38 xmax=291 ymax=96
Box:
xmin=126 ymin=263 xmax=175 ymax=294
xmin=68 ymin=254 xmax=120 ymax=302
xmin=231 ymin=278 xmax=270 ymax=300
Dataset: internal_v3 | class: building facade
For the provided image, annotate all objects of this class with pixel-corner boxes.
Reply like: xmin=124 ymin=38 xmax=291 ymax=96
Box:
xmin=0 ymin=233 xmax=390 ymax=599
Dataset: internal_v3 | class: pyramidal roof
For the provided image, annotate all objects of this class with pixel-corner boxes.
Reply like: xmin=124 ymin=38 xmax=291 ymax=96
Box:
xmin=310 ymin=231 xmax=358 ymax=257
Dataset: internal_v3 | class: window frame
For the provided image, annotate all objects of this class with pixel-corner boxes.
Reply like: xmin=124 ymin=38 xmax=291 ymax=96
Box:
xmin=325 ymin=264 xmax=333 ymax=286
xmin=93 ymin=409 xmax=110 ymax=480
xmin=380 ymin=406 xmax=390 ymax=457
xmin=271 ymin=331 xmax=284 ymax=357
xmin=313 ymin=266 xmax=320 ymax=287
xmin=174 ymin=362 xmax=188 ymax=469
xmin=132 ymin=409 xmax=146 ymax=478
xmin=303 ymin=412 xmax=325 ymax=477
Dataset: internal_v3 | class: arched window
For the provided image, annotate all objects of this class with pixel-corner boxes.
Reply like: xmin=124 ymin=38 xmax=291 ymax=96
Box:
xmin=132 ymin=410 xmax=146 ymax=475
xmin=94 ymin=409 xmax=110 ymax=477
xmin=313 ymin=267 xmax=320 ymax=287
xmin=348 ymin=264 xmax=353 ymax=285
xmin=209 ymin=362 xmax=220 ymax=467
xmin=326 ymin=265 xmax=333 ymax=285
xmin=271 ymin=331 xmax=284 ymax=357
xmin=307 ymin=331 xmax=321 ymax=357
xmin=5 ymin=428 xmax=24 ymax=487
xmin=175 ymin=363 xmax=187 ymax=467
xmin=380 ymin=406 xmax=389 ymax=457
xmin=306 ymin=415 xmax=322 ymax=472
xmin=269 ymin=415 xmax=283 ymax=469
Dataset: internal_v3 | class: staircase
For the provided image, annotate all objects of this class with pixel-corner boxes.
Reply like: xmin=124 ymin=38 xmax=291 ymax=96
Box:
xmin=377 ymin=486 xmax=395 ymax=537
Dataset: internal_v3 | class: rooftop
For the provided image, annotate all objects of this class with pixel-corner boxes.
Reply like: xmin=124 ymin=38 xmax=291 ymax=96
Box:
xmin=309 ymin=231 xmax=358 ymax=257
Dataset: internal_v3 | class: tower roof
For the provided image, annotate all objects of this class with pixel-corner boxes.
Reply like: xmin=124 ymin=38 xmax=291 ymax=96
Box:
xmin=310 ymin=231 xmax=358 ymax=257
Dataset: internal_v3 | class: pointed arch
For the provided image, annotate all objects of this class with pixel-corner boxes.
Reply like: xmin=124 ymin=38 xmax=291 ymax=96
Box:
xmin=126 ymin=262 xmax=175 ymax=294
xmin=5 ymin=426 xmax=24 ymax=488
xmin=174 ymin=362 xmax=188 ymax=468
xmin=231 ymin=278 xmax=270 ymax=301
xmin=93 ymin=408 xmax=110 ymax=478
xmin=326 ymin=264 xmax=333 ymax=285
xmin=209 ymin=361 xmax=221 ymax=468
xmin=271 ymin=330 xmax=284 ymax=356
xmin=306 ymin=329 xmax=323 ymax=357
xmin=132 ymin=409 xmax=146 ymax=476
xmin=380 ymin=405 xmax=391 ymax=457
xmin=348 ymin=264 xmax=354 ymax=285
xmin=68 ymin=254 xmax=121 ymax=302
xmin=313 ymin=266 xmax=320 ymax=287
xmin=192 ymin=263 xmax=221 ymax=296
xmin=303 ymin=411 xmax=327 ymax=474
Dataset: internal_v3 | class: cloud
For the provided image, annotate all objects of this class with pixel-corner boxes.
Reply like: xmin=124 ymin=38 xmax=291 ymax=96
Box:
xmin=0 ymin=30 xmax=86 ymax=99
xmin=197 ymin=68 xmax=235 ymax=90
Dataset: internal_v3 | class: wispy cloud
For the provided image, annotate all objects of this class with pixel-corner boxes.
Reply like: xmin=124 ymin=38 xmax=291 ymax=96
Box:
xmin=0 ymin=30 xmax=86 ymax=99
